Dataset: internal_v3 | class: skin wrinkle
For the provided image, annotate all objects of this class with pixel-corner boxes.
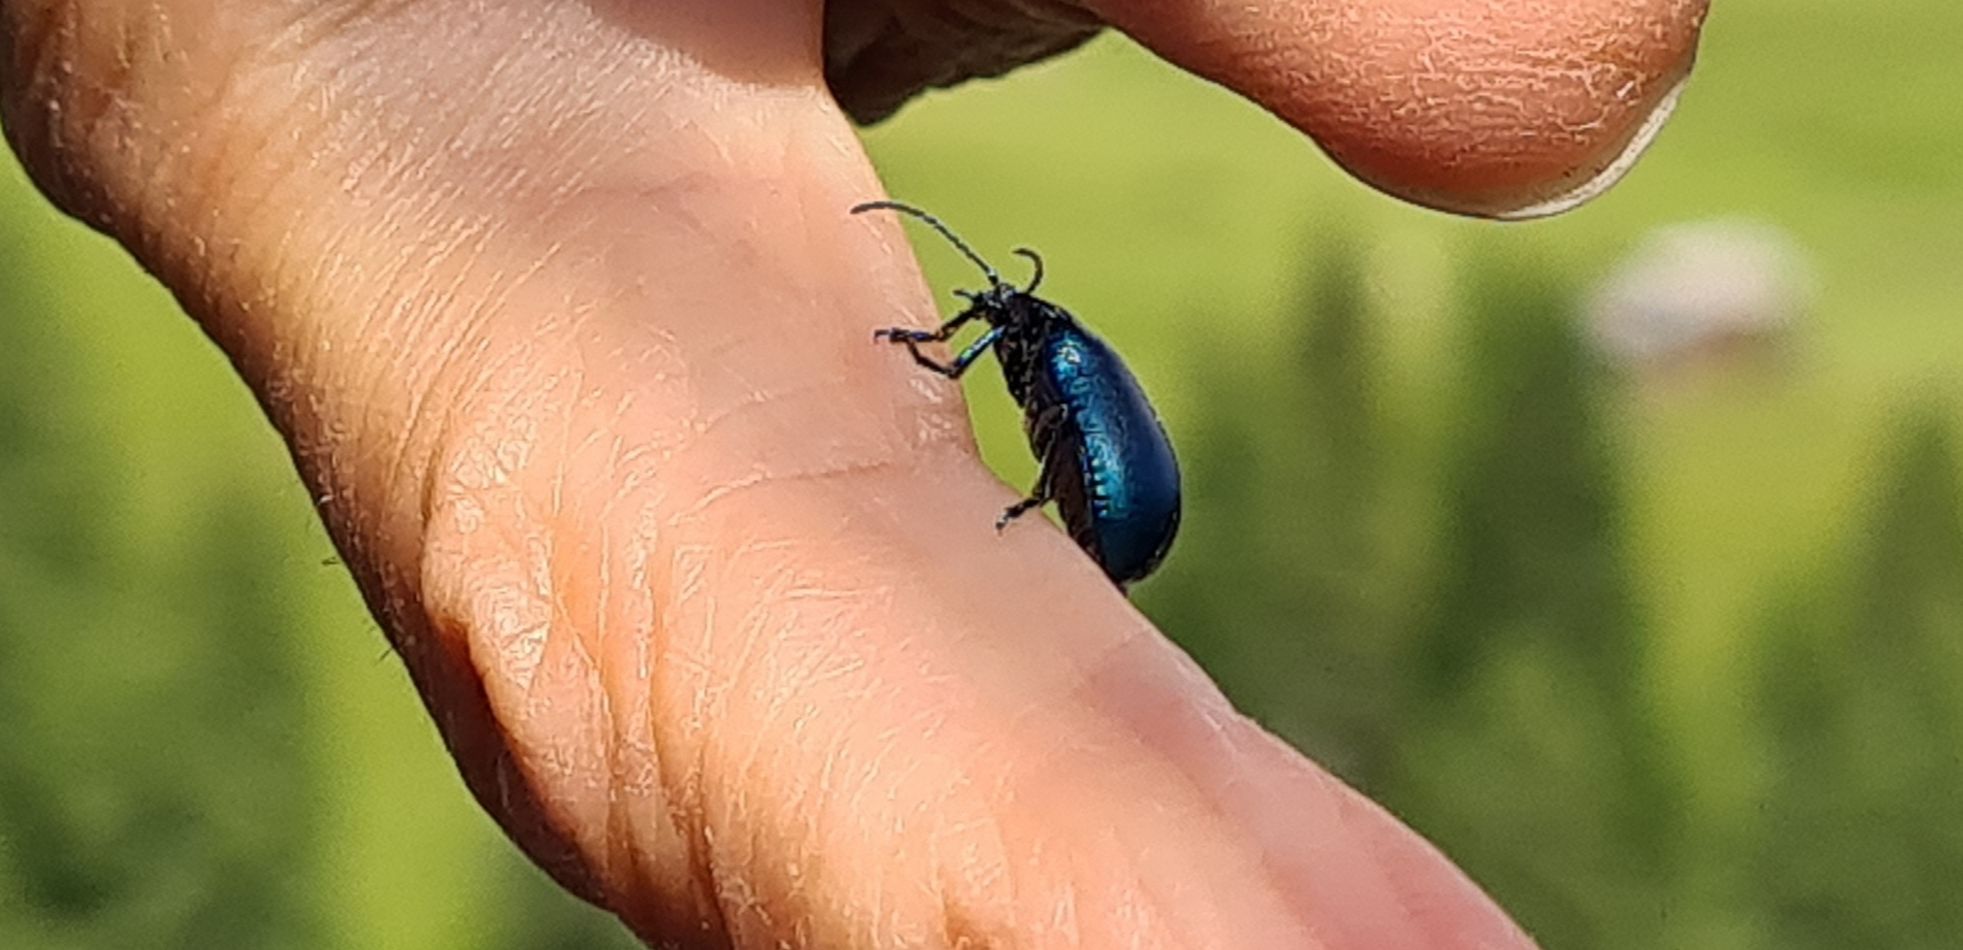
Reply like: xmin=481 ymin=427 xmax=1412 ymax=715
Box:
xmin=608 ymin=510 xmax=726 ymax=934
xmin=726 ymin=587 xmax=874 ymax=851
xmin=445 ymin=660 xmax=600 ymax=903
xmin=168 ymin=13 xmax=326 ymax=187
xmin=298 ymin=16 xmax=683 ymax=295
xmin=665 ymin=216 xmax=907 ymax=458
xmin=514 ymin=534 xmax=555 ymax=700
xmin=530 ymin=621 xmax=617 ymax=872
xmin=264 ymin=0 xmax=398 ymax=57
xmin=417 ymin=328 xmax=652 ymax=897
xmin=541 ymin=386 xmax=586 ymax=656
xmin=675 ymin=522 xmax=1015 ymax=946
xmin=363 ymin=241 xmax=488 ymax=527
xmin=723 ymin=611 xmax=825 ymax=940
xmin=655 ymin=537 xmax=738 ymax=942
xmin=222 ymin=57 xmax=477 ymax=334
xmin=486 ymin=724 xmax=607 ymax=902
xmin=380 ymin=235 xmax=573 ymax=507
xmin=598 ymin=522 xmax=666 ymax=915
xmin=421 ymin=377 xmax=549 ymax=651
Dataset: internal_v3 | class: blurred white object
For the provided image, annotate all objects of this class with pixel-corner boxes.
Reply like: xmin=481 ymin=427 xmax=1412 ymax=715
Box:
xmin=1585 ymin=219 xmax=1817 ymax=368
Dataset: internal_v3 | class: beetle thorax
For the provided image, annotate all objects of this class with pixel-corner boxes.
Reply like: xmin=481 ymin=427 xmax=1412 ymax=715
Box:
xmin=976 ymin=291 xmax=1068 ymax=407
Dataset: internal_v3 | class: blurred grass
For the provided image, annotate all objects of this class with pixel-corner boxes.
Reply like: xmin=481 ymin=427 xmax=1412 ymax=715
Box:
xmin=4 ymin=0 xmax=1963 ymax=946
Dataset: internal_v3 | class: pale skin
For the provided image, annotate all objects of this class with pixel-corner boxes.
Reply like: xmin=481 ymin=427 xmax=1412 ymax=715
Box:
xmin=0 ymin=0 xmax=1707 ymax=946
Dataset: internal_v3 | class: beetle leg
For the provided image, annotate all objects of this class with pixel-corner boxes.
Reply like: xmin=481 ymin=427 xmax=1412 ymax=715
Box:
xmin=996 ymin=490 xmax=1052 ymax=531
xmin=892 ymin=325 xmax=1003 ymax=379
xmin=873 ymin=306 xmax=980 ymax=344
xmin=997 ymin=404 xmax=1069 ymax=531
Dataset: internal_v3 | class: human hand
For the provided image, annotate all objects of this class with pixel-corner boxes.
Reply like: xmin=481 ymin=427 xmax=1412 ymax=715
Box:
xmin=0 ymin=0 xmax=1705 ymax=945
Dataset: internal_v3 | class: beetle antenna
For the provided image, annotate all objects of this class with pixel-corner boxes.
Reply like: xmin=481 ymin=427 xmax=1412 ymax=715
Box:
xmin=1012 ymin=247 xmax=1044 ymax=293
xmin=852 ymin=200 xmax=1001 ymax=287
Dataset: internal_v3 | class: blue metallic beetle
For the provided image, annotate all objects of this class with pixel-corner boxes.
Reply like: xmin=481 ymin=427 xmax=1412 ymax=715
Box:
xmin=854 ymin=200 xmax=1181 ymax=588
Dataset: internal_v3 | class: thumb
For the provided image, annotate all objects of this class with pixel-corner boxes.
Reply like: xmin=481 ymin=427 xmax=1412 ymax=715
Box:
xmin=1098 ymin=0 xmax=1709 ymax=217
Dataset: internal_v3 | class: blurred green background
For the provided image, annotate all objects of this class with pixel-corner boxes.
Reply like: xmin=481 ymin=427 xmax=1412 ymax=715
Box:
xmin=4 ymin=1 xmax=1962 ymax=947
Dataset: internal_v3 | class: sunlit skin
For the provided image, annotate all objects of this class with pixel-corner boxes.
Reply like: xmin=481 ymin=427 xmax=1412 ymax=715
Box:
xmin=0 ymin=0 xmax=1706 ymax=946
